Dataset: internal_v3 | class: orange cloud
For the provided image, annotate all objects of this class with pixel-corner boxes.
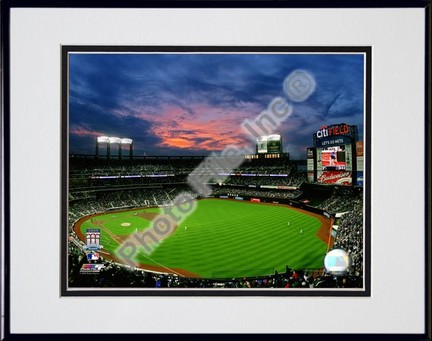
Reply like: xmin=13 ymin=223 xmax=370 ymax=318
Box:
xmin=70 ymin=126 xmax=104 ymax=137
xmin=137 ymin=103 xmax=259 ymax=151
xmin=163 ymin=137 xmax=195 ymax=149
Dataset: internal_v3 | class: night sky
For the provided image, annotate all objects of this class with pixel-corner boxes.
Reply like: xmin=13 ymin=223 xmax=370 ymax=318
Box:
xmin=69 ymin=53 xmax=364 ymax=159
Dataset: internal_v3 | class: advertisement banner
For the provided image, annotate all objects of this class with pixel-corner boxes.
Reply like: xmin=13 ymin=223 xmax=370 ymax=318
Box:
xmin=316 ymin=148 xmax=322 ymax=171
xmin=261 ymin=185 xmax=277 ymax=189
xmin=257 ymin=138 xmax=267 ymax=153
xmin=357 ymin=171 xmax=364 ymax=186
xmin=345 ymin=144 xmax=352 ymax=171
xmin=307 ymin=147 xmax=315 ymax=181
xmin=307 ymin=158 xmax=314 ymax=171
xmin=260 ymin=185 xmax=297 ymax=190
xmin=276 ymin=186 xmax=297 ymax=190
xmin=250 ymin=198 xmax=261 ymax=203
xmin=356 ymin=141 xmax=364 ymax=157
xmin=356 ymin=141 xmax=364 ymax=172
xmin=267 ymin=140 xmax=281 ymax=153
xmin=317 ymin=171 xmax=352 ymax=186
xmin=357 ymin=156 xmax=364 ymax=172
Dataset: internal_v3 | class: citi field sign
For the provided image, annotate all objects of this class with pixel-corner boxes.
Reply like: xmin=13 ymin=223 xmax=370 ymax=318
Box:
xmin=316 ymin=124 xmax=350 ymax=139
xmin=313 ymin=123 xmax=358 ymax=147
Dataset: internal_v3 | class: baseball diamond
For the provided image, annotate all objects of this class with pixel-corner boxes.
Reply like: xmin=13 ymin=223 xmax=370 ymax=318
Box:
xmin=73 ymin=199 xmax=332 ymax=279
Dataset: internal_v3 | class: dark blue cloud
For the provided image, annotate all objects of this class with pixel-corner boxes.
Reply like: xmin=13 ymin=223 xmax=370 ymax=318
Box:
xmin=69 ymin=52 xmax=365 ymax=158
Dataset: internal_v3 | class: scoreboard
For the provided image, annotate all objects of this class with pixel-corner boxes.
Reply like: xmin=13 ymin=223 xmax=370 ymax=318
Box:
xmin=316 ymin=144 xmax=353 ymax=186
xmin=256 ymin=134 xmax=282 ymax=154
xmin=307 ymin=123 xmax=362 ymax=187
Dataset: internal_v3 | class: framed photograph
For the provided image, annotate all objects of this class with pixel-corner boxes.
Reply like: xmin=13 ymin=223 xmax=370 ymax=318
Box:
xmin=62 ymin=46 xmax=370 ymax=297
xmin=1 ymin=0 xmax=430 ymax=338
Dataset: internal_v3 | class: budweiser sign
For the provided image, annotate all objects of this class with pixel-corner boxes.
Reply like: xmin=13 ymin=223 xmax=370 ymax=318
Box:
xmin=318 ymin=171 xmax=352 ymax=185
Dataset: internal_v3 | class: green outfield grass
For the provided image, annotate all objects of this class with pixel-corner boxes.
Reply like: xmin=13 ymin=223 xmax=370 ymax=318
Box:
xmin=79 ymin=199 xmax=328 ymax=279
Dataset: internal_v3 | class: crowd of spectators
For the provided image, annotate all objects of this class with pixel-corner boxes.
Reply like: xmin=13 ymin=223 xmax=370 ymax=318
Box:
xmin=316 ymin=187 xmax=362 ymax=214
xmin=70 ymin=174 xmax=187 ymax=189
xmin=68 ymin=186 xmax=198 ymax=227
xmin=330 ymin=203 xmax=363 ymax=276
xmin=211 ymin=187 xmax=302 ymax=200
xmin=68 ymin=246 xmax=357 ymax=289
xmin=222 ymin=172 xmax=305 ymax=187
xmin=69 ymin=157 xmax=297 ymax=187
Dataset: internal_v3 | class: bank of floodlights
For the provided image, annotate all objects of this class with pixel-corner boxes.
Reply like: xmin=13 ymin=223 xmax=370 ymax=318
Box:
xmin=95 ymin=135 xmax=133 ymax=159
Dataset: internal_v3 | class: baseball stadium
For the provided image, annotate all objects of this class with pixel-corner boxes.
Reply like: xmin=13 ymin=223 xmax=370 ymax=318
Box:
xmin=65 ymin=51 xmax=367 ymax=291
xmin=67 ymin=124 xmax=365 ymax=290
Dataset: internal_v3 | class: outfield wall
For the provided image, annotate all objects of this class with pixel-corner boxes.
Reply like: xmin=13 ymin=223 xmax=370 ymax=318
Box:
xmin=205 ymin=193 xmax=334 ymax=219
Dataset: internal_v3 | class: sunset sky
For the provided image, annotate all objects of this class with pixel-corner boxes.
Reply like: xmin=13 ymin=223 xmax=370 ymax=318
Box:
xmin=68 ymin=52 xmax=365 ymax=159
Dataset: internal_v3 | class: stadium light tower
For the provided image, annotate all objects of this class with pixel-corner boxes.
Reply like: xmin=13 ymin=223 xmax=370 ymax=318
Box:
xmin=120 ymin=138 xmax=133 ymax=160
xmin=96 ymin=136 xmax=133 ymax=160
xmin=109 ymin=137 xmax=122 ymax=159
xmin=96 ymin=136 xmax=110 ymax=159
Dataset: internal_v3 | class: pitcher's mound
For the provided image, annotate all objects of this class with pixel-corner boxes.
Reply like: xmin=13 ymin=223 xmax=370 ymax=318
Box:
xmin=121 ymin=222 xmax=131 ymax=227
